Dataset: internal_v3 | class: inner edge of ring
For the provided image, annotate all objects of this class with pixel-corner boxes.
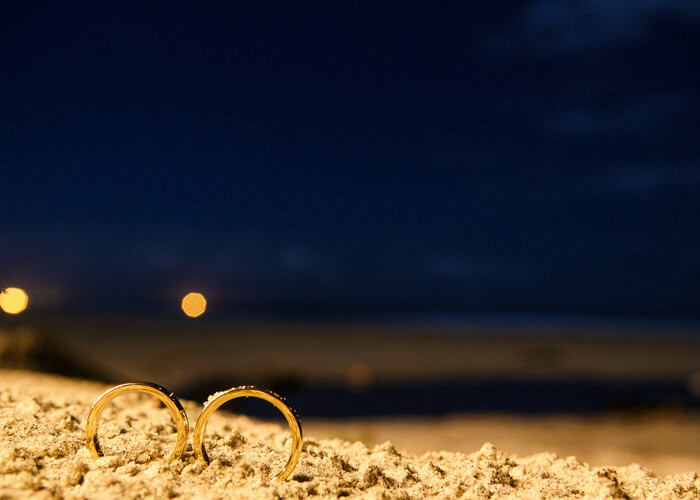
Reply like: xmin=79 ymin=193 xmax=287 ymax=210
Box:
xmin=193 ymin=387 xmax=303 ymax=482
xmin=86 ymin=383 xmax=189 ymax=463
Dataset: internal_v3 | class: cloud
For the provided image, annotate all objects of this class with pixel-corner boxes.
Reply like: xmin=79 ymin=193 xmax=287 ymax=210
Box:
xmin=426 ymin=254 xmax=532 ymax=283
xmin=544 ymin=93 xmax=690 ymax=137
xmin=491 ymin=0 xmax=700 ymax=56
xmin=600 ymin=164 xmax=700 ymax=197
xmin=279 ymin=243 xmax=334 ymax=276
xmin=0 ymin=226 xmax=260 ymax=278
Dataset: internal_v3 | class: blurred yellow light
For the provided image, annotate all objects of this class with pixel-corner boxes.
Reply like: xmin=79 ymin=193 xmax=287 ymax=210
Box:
xmin=347 ymin=362 xmax=374 ymax=390
xmin=181 ymin=292 xmax=207 ymax=318
xmin=0 ymin=287 xmax=29 ymax=315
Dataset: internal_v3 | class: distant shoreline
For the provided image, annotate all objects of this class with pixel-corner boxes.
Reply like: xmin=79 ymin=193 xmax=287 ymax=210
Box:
xmin=3 ymin=310 xmax=700 ymax=337
xmin=2 ymin=315 xmax=699 ymax=416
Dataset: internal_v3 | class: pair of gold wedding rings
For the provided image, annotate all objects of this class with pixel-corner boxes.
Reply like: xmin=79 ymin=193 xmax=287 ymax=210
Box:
xmin=85 ymin=382 xmax=303 ymax=482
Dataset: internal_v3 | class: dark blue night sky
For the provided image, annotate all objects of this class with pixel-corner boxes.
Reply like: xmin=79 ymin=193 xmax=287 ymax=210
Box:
xmin=1 ymin=1 xmax=699 ymax=320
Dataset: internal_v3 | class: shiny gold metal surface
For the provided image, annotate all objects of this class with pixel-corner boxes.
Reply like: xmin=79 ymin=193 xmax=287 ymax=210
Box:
xmin=193 ymin=385 xmax=303 ymax=482
xmin=85 ymin=382 xmax=189 ymax=463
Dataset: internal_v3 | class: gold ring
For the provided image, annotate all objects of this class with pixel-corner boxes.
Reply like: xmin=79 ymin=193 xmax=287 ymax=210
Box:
xmin=193 ymin=386 xmax=303 ymax=482
xmin=85 ymin=382 xmax=189 ymax=463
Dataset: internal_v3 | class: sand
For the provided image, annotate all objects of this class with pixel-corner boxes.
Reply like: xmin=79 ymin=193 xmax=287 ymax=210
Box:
xmin=1 ymin=370 xmax=698 ymax=499
xmin=303 ymin=412 xmax=700 ymax=479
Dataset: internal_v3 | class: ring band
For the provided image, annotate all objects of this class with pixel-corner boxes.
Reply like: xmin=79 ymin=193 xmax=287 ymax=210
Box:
xmin=85 ymin=382 xmax=189 ymax=463
xmin=192 ymin=386 xmax=303 ymax=482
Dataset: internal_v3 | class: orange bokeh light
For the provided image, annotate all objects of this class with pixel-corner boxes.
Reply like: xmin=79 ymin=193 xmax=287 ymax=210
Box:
xmin=0 ymin=287 xmax=29 ymax=314
xmin=181 ymin=292 xmax=207 ymax=318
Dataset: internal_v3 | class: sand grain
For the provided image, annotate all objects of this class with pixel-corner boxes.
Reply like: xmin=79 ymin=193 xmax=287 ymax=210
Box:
xmin=1 ymin=370 xmax=698 ymax=499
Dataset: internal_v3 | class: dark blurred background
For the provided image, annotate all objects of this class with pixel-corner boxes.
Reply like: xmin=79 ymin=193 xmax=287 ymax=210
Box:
xmin=1 ymin=1 xmax=699 ymax=416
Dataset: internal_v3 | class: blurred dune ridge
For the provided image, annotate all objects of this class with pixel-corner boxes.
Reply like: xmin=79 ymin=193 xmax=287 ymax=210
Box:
xmin=0 ymin=327 xmax=105 ymax=381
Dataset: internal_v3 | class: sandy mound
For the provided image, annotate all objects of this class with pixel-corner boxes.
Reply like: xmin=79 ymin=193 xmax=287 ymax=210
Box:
xmin=1 ymin=370 xmax=698 ymax=499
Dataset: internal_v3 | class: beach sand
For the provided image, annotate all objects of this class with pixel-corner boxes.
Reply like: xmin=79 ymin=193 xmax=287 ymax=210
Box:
xmin=2 ymin=370 xmax=699 ymax=499
xmin=303 ymin=412 xmax=700 ymax=479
